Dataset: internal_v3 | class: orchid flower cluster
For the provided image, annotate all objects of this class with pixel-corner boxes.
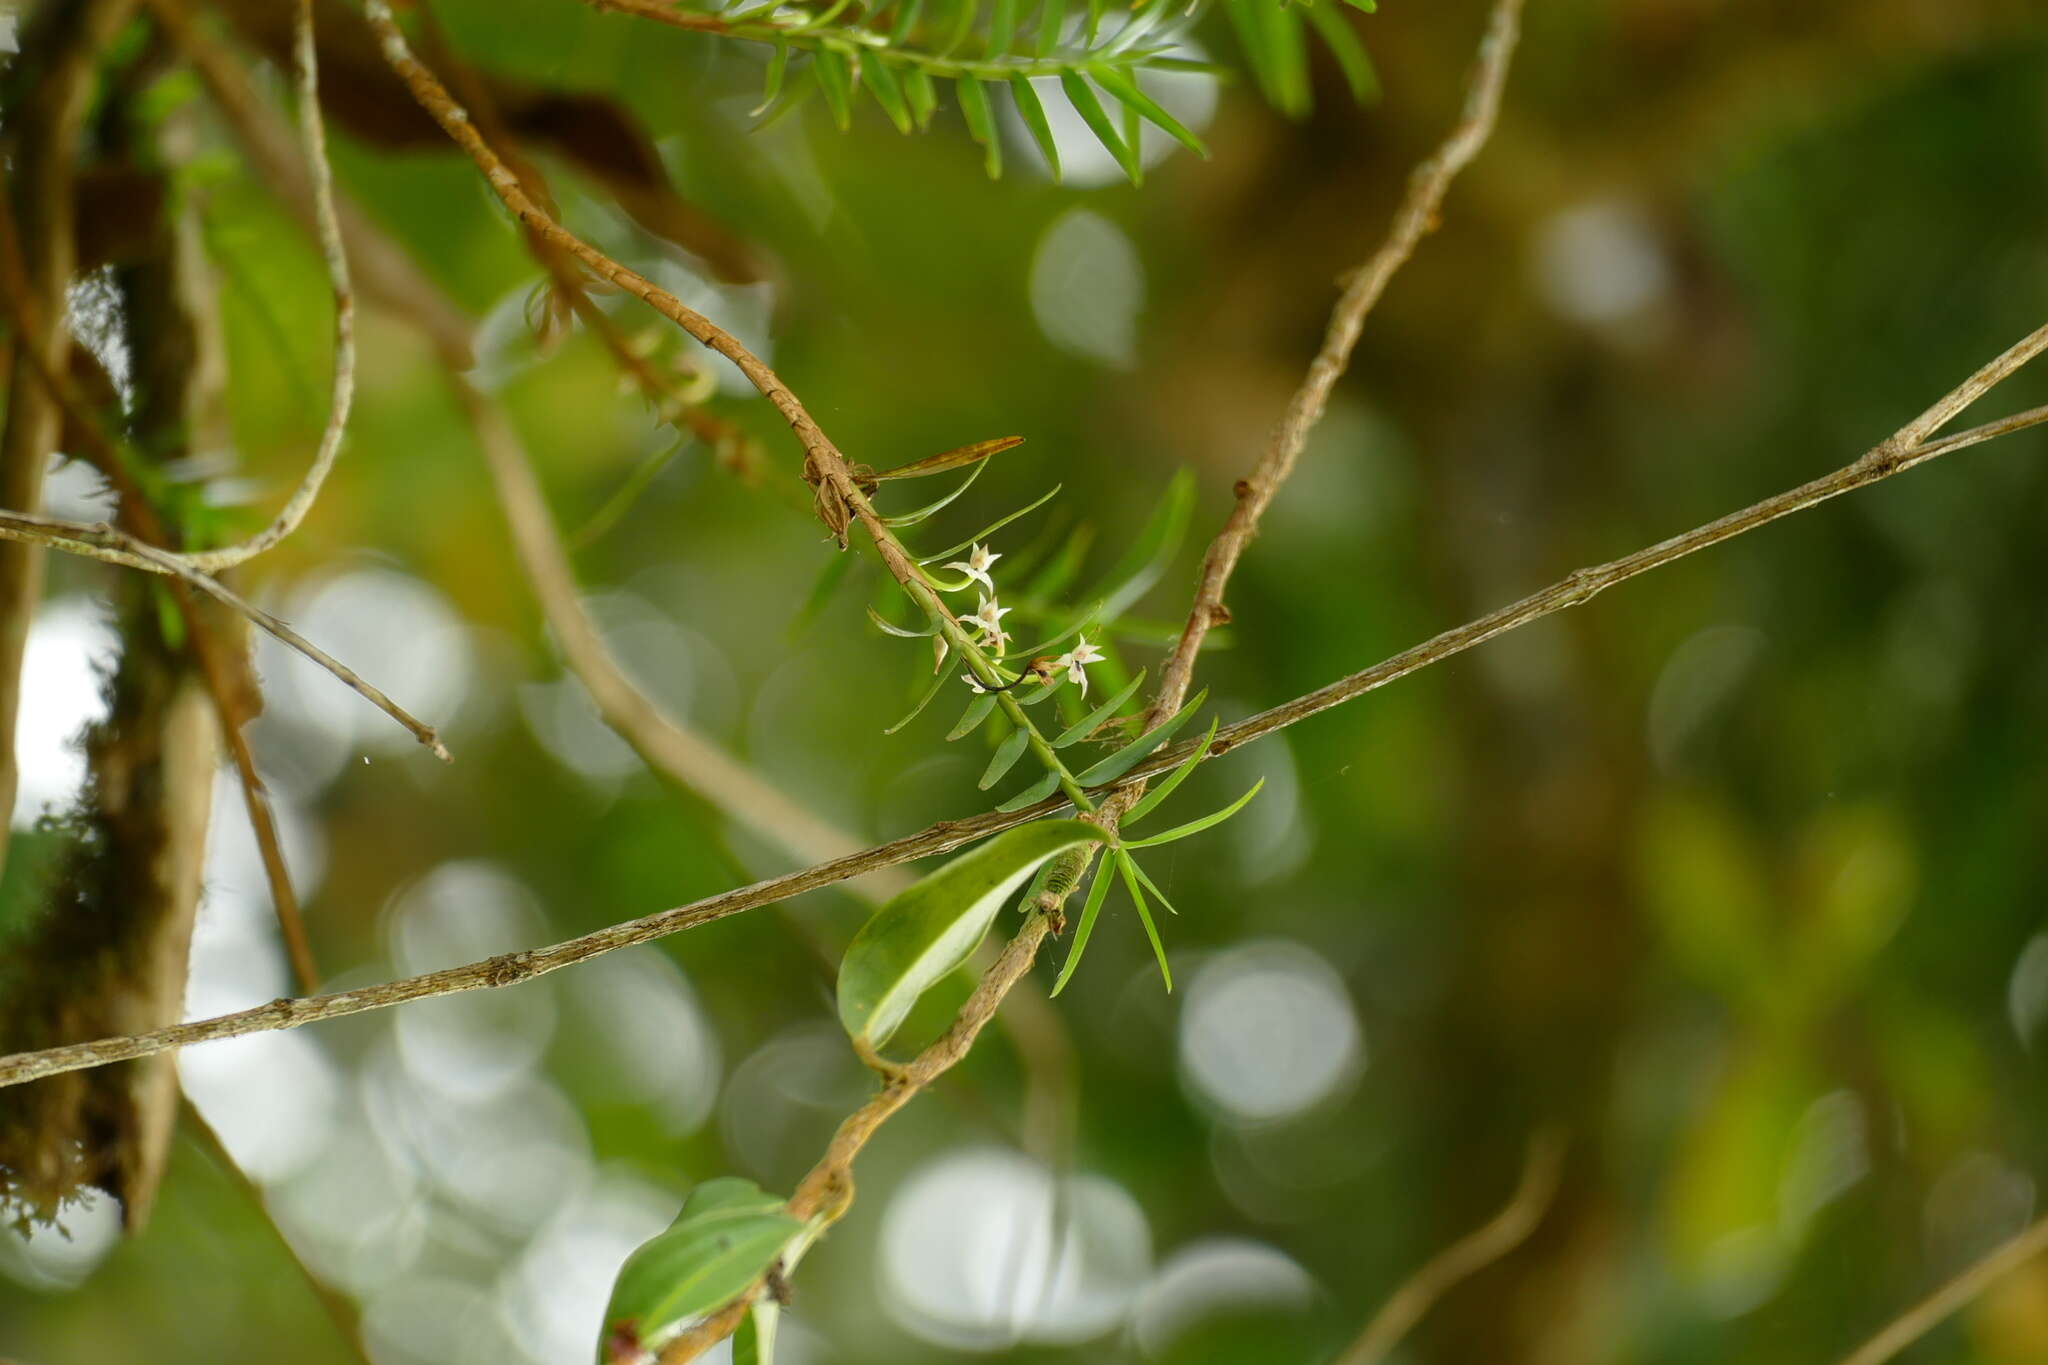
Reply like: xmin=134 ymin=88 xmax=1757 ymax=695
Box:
xmin=944 ymin=542 xmax=1106 ymax=699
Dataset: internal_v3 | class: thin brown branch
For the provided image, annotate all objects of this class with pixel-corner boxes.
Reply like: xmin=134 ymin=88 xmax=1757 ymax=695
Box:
xmin=1335 ymin=1129 xmax=1567 ymax=1365
xmin=181 ymin=0 xmax=355 ymax=573
xmin=1836 ymin=1206 xmax=2048 ymax=1365
xmin=1150 ymin=0 xmax=1523 ymax=725
xmin=0 ymin=509 xmax=450 ymax=759
xmin=3 ymin=380 xmax=2045 ymax=1094
xmin=359 ymin=2 xmax=885 ymax=548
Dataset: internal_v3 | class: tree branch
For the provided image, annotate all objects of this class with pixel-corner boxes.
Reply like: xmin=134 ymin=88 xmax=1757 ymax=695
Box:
xmin=2 ymin=392 xmax=2045 ymax=1093
xmin=1151 ymin=0 xmax=1524 ymax=724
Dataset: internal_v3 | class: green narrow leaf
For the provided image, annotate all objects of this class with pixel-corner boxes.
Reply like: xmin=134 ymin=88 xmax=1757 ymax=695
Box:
xmin=903 ymin=64 xmax=938 ymax=129
xmin=1082 ymin=0 xmax=1106 ymax=44
xmin=837 ymin=820 xmax=1109 ymax=1048
xmin=940 ymin=0 xmax=980 ymax=55
xmin=1088 ymin=468 xmax=1195 ymax=618
xmin=1123 ymin=778 xmax=1264 ymax=847
xmin=1124 ymin=715 xmax=1218 ymax=824
xmin=1089 ymin=66 xmax=1207 ymax=156
xmin=917 ymin=484 xmax=1061 ymax=564
xmin=752 ymin=73 xmax=816 ymax=132
xmin=860 ymin=51 xmax=915 ymax=133
xmin=884 ymin=667 xmax=953 ymax=734
xmin=1122 ymin=851 xmax=1180 ymax=917
xmin=1224 ymin=0 xmax=1310 ymax=118
xmin=1017 ymin=677 xmax=1063 ymax=705
xmin=979 ymin=725 xmax=1032 ymax=789
xmin=793 ymin=0 xmax=858 ymax=30
xmin=1050 ymin=855 xmax=1116 ymax=995
xmin=947 ymin=690 xmax=1000 ymax=740
xmin=988 ymin=0 xmax=1018 ymax=53
xmin=814 ymin=45 xmax=856 ymax=130
xmin=1009 ymin=75 xmax=1062 ymax=182
xmin=1115 ymin=848 xmax=1173 ymax=991
xmin=754 ymin=42 xmax=791 ymax=116
xmin=881 ymin=454 xmax=989 ymax=527
xmin=996 ymin=768 xmax=1062 ymax=811
xmin=958 ymin=76 xmax=1003 ymax=178
xmin=599 ymin=1178 xmax=800 ymax=1362
xmin=888 ymin=0 xmax=925 ymax=44
xmin=1051 ymin=668 xmax=1147 ymax=747
xmin=1303 ymin=0 xmax=1379 ymax=104
xmin=867 ymin=604 xmax=938 ymax=638
xmin=1033 ymin=0 xmax=1067 ymax=55
xmin=1058 ymin=72 xmax=1140 ymax=184
xmin=1072 ymin=686 xmax=1208 ymax=787
xmin=1340 ymin=0 xmax=1377 ymax=11
xmin=1014 ymin=602 xmax=1104 ymax=659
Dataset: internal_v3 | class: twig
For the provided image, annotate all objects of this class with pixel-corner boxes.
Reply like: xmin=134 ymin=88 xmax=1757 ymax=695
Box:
xmin=0 ymin=509 xmax=450 ymax=759
xmin=180 ymin=0 xmax=355 ymax=573
xmin=1150 ymin=0 xmax=1523 ymax=724
xmin=1835 ymin=1207 xmax=2048 ymax=1365
xmin=1334 ymin=1129 xmax=1566 ymax=1365
xmin=2 ymin=359 xmax=2044 ymax=1092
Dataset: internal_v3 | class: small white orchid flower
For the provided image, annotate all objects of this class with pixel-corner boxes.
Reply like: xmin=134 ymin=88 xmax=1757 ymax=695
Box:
xmin=959 ymin=594 xmax=1013 ymax=651
xmin=960 ymin=673 xmax=988 ymax=694
xmin=1052 ymin=635 xmax=1105 ymax=698
xmin=943 ymin=542 xmax=1002 ymax=593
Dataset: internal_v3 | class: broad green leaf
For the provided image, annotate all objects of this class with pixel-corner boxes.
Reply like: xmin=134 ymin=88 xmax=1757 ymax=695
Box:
xmin=1124 ymin=777 xmax=1262 ymax=847
xmin=1089 ymin=66 xmax=1208 ymax=156
xmin=979 ymin=725 xmax=1033 ymax=789
xmin=1088 ymin=468 xmax=1194 ymax=618
xmin=1009 ymin=76 xmax=1062 ymax=182
xmin=958 ymin=76 xmax=1003 ymax=178
xmin=996 ymin=768 xmax=1061 ymax=811
xmin=860 ymin=51 xmax=915 ymax=134
xmin=814 ymin=45 xmax=856 ymax=130
xmin=947 ymin=690 xmax=999 ymax=740
xmin=1303 ymin=1 xmax=1379 ymax=104
xmin=838 ymin=820 xmax=1109 ymax=1048
xmin=1052 ymin=669 xmax=1146 ymax=747
xmin=1059 ymin=72 xmax=1140 ymax=184
xmin=598 ymin=1178 xmax=800 ymax=1363
xmin=1073 ymin=687 xmax=1208 ymax=787
xmin=918 ymin=484 xmax=1061 ymax=564
xmin=880 ymin=458 xmax=989 ymax=527
xmin=1050 ymin=855 xmax=1115 ymax=994
xmin=1123 ymin=715 xmax=1218 ymax=824
xmin=884 ymin=667 xmax=952 ymax=734
xmin=1115 ymin=848 xmax=1172 ymax=990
